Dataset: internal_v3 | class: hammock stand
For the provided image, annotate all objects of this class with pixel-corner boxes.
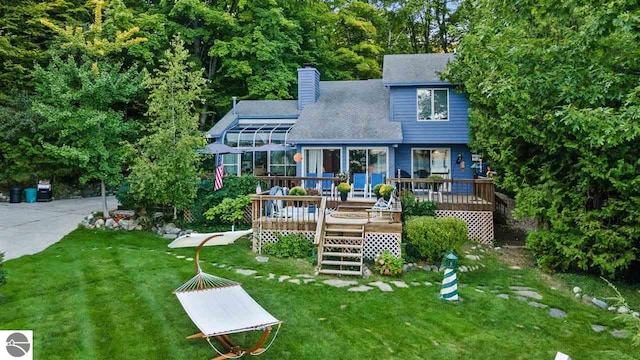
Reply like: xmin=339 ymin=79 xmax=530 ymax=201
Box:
xmin=174 ymin=234 xmax=282 ymax=360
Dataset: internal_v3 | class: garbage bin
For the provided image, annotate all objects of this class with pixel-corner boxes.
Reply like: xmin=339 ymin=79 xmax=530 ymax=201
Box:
xmin=24 ymin=188 xmax=37 ymax=203
xmin=9 ymin=186 xmax=22 ymax=203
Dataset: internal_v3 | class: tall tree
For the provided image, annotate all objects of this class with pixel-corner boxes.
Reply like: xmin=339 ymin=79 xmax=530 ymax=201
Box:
xmin=128 ymin=37 xmax=207 ymax=218
xmin=446 ymin=0 xmax=640 ymax=277
xmin=39 ymin=0 xmax=147 ymax=217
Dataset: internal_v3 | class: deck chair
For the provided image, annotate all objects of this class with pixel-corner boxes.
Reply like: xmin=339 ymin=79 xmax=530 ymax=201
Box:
xmin=350 ymin=173 xmax=367 ymax=197
xmin=367 ymin=194 xmax=398 ymax=222
xmin=321 ymin=172 xmax=334 ymax=194
xmin=369 ymin=173 xmax=384 ymax=196
xmin=174 ymin=235 xmax=282 ymax=360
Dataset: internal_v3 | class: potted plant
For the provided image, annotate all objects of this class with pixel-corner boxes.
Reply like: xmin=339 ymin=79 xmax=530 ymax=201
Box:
xmin=337 ymin=182 xmax=351 ymax=201
xmin=288 ymin=186 xmax=307 ymax=207
xmin=336 ymin=171 xmax=349 ymax=184
xmin=427 ymin=175 xmax=444 ymax=192
xmin=379 ymin=184 xmax=395 ymax=200
xmin=372 ymin=184 xmax=384 ymax=199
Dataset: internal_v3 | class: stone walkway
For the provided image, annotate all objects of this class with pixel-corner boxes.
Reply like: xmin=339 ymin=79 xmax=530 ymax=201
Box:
xmin=0 ymin=196 xmax=118 ymax=260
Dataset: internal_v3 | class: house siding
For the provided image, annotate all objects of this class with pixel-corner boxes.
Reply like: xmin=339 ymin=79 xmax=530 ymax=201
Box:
xmin=390 ymin=85 xmax=469 ymax=144
xmin=297 ymin=68 xmax=320 ymax=110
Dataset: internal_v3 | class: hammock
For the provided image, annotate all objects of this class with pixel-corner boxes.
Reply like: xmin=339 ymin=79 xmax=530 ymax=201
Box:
xmin=174 ymin=235 xmax=282 ymax=359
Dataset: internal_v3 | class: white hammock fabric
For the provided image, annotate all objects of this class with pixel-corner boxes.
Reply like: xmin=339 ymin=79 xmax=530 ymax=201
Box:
xmin=175 ymin=281 xmax=281 ymax=337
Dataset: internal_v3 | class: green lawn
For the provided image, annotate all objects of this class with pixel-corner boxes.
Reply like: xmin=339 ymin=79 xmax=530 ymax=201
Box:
xmin=0 ymin=229 xmax=638 ymax=359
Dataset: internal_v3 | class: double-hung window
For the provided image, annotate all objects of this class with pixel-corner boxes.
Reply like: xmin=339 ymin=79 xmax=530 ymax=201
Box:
xmin=417 ymin=89 xmax=449 ymax=121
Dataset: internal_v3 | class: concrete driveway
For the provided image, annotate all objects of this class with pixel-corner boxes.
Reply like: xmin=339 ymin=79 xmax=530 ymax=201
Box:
xmin=0 ymin=196 xmax=118 ymax=260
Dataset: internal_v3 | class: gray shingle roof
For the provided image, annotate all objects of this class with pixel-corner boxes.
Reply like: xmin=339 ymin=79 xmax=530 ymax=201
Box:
xmin=383 ymin=53 xmax=455 ymax=84
xmin=288 ymin=80 xmax=402 ymax=143
xmin=207 ymin=100 xmax=299 ymax=137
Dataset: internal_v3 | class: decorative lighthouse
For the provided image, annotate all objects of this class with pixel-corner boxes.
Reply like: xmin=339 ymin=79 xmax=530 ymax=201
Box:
xmin=440 ymin=251 xmax=459 ymax=301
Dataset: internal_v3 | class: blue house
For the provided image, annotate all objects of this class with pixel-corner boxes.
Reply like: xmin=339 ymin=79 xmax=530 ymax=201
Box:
xmin=206 ymin=53 xmax=473 ymax=185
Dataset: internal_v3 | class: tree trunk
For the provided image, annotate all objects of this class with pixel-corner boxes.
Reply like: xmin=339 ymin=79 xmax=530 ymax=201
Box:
xmin=101 ymin=180 xmax=110 ymax=219
xmin=173 ymin=206 xmax=177 ymax=220
xmin=199 ymin=56 xmax=218 ymax=126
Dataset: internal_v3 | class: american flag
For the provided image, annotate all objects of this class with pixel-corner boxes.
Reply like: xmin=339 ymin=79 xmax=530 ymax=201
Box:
xmin=214 ymin=155 xmax=224 ymax=190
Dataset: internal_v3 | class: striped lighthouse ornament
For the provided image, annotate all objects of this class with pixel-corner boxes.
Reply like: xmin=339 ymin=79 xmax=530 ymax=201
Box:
xmin=440 ymin=251 xmax=459 ymax=301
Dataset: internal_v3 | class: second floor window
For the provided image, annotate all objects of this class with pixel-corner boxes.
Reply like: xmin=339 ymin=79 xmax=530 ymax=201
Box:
xmin=417 ymin=89 xmax=449 ymax=121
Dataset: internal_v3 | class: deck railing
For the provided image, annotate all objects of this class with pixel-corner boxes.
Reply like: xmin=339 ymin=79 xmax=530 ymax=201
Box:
xmin=250 ymin=194 xmax=323 ymax=232
xmin=387 ymin=178 xmax=495 ymax=212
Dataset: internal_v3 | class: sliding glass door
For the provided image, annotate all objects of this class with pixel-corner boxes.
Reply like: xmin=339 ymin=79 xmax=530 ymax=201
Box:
xmin=304 ymin=148 xmax=341 ymax=176
xmin=412 ymin=148 xmax=450 ymax=178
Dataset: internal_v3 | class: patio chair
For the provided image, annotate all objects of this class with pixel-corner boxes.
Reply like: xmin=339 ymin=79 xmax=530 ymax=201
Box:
xmin=369 ymin=173 xmax=384 ymax=196
xmin=350 ymin=173 xmax=368 ymax=197
xmin=174 ymin=235 xmax=282 ymax=360
xmin=305 ymin=173 xmax=317 ymax=189
xmin=267 ymin=187 xmax=284 ymax=218
xmin=322 ymin=172 xmax=334 ymax=194
xmin=366 ymin=194 xmax=400 ymax=222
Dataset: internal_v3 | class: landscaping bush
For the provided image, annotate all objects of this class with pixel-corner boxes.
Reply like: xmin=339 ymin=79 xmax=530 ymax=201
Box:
xmin=373 ymin=250 xmax=404 ymax=276
xmin=405 ymin=216 xmax=468 ymax=262
xmin=372 ymin=183 xmax=383 ymax=198
xmin=262 ymin=233 xmax=314 ymax=260
xmin=204 ymin=195 xmax=251 ymax=229
xmin=191 ymin=175 xmax=257 ymax=225
xmin=401 ymin=192 xmax=436 ymax=218
xmin=0 ymin=252 xmax=7 ymax=287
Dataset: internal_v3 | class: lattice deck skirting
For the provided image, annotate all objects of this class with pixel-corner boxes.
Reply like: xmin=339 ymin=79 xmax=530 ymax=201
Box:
xmin=253 ymin=230 xmax=401 ymax=260
xmin=435 ymin=210 xmax=494 ymax=244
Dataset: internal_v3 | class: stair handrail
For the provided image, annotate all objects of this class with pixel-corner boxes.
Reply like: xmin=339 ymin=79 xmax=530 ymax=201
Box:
xmin=314 ymin=197 xmax=327 ymax=246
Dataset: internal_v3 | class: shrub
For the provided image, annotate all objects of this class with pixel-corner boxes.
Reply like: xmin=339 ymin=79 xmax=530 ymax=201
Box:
xmin=372 ymin=183 xmax=383 ymax=197
xmin=405 ymin=216 xmax=468 ymax=262
xmin=191 ymin=175 xmax=257 ymax=225
xmin=262 ymin=233 xmax=314 ymax=259
xmin=0 ymin=252 xmax=6 ymax=287
xmin=337 ymin=182 xmax=351 ymax=193
xmin=204 ymin=195 xmax=251 ymax=228
xmin=373 ymin=250 xmax=404 ymax=276
xmin=289 ymin=186 xmax=307 ymax=196
xmin=401 ymin=192 xmax=436 ymax=218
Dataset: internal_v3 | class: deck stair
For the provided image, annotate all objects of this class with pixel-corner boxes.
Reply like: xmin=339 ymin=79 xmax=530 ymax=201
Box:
xmin=317 ymin=223 xmax=365 ymax=276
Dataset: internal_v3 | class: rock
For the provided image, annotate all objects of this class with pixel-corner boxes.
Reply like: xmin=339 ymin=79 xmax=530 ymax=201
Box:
xmin=575 ymin=293 xmax=581 ymax=298
xmin=303 ymin=279 xmax=315 ymax=284
xmin=591 ymin=325 xmax=607 ymax=333
xmin=369 ymin=281 xmax=394 ymax=292
xmin=516 ymin=296 xmax=528 ymax=302
xmin=163 ymin=233 xmax=178 ymax=240
xmin=176 ymin=255 xmax=185 ymax=259
xmin=119 ymin=220 xmax=130 ymax=229
xmin=509 ymin=286 xmax=534 ymax=291
xmin=348 ymin=285 xmax=373 ymax=292
xmin=255 ymin=256 xmax=269 ymax=263
xmin=617 ymin=306 xmax=630 ymax=314
xmin=465 ymin=254 xmax=481 ymax=260
xmin=591 ymin=298 xmax=608 ymax=310
xmin=432 ymin=266 xmax=440 ymax=272
xmin=581 ymin=294 xmax=592 ymax=302
xmin=105 ymin=218 xmax=116 ymax=228
xmin=513 ymin=290 xmax=543 ymax=300
xmin=528 ymin=301 xmax=548 ymax=309
xmin=510 ymin=266 xmax=521 ymax=270
xmin=135 ymin=225 xmax=143 ymax=231
xmin=549 ymin=308 xmax=567 ymax=318
xmin=390 ymin=281 xmax=409 ymax=288
xmin=362 ymin=267 xmax=372 ymax=279
xmin=424 ymin=281 xmax=433 ymax=286
xmin=494 ymin=246 xmax=502 ymax=251
xmin=423 ymin=265 xmax=431 ymax=272
xmin=459 ymin=265 xmax=468 ymax=272
xmin=474 ymin=288 xmax=485 ymax=293
xmin=165 ymin=226 xmax=181 ymax=235
xmin=573 ymin=286 xmax=582 ymax=294
xmin=402 ymin=264 xmax=410 ymax=272
xmin=459 ymin=283 xmax=468 ymax=288
xmin=611 ymin=330 xmax=629 ymax=339
xmin=278 ymin=275 xmax=291 ymax=282
xmin=185 ymin=257 xmax=193 ymax=261
xmin=633 ymin=312 xmax=639 ymax=318
xmin=127 ymin=220 xmax=138 ymax=231
xmin=235 ymin=269 xmax=257 ymax=276
xmin=608 ymin=306 xmax=617 ymax=312
xmin=268 ymin=273 xmax=275 ymax=280
xmin=323 ymin=279 xmax=357 ymax=288
xmin=288 ymin=279 xmax=301 ymax=284
xmin=497 ymin=294 xmax=509 ymax=300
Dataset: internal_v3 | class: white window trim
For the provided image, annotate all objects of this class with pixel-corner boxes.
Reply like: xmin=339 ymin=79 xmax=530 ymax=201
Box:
xmin=410 ymin=147 xmax=451 ymax=179
xmin=301 ymin=147 xmax=343 ymax=177
xmin=416 ymin=88 xmax=450 ymax=122
xmin=345 ymin=147 xmax=389 ymax=178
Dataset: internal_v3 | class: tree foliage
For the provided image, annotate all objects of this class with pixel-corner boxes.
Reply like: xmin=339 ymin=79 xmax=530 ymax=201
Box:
xmin=446 ymin=0 xmax=640 ymax=277
xmin=127 ymin=37 xmax=207 ymax=211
